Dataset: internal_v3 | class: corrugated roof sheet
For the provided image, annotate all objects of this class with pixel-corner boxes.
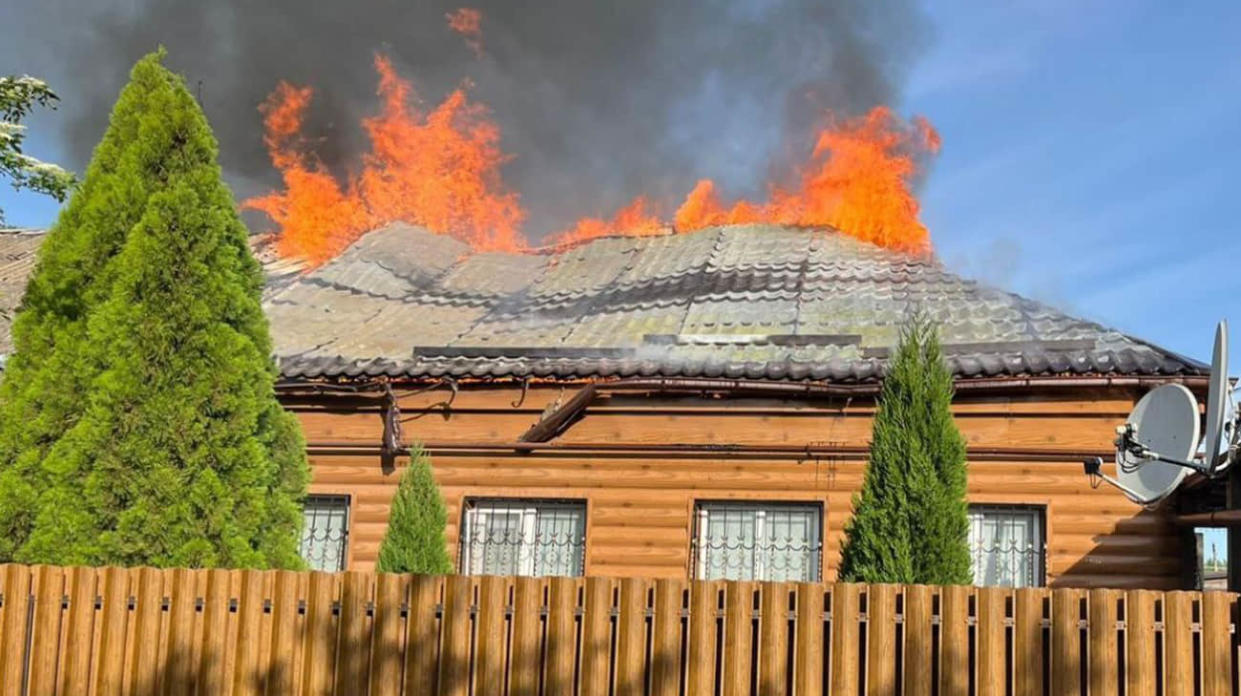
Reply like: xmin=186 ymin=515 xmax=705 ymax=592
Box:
xmin=1 ymin=222 xmax=1207 ymax=381
xmin=268 ymin=222 xmax=1205 ymax=381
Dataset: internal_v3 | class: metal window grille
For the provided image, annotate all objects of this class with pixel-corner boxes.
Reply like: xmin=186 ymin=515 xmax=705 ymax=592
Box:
xmin=968 ymin=504 xmax=1045 ymax=587
xmin=300 ymin=495 xmax=350 ymax=572
xmin=691 ymin=502 xmax=823 ymax=582
xmin=460 ymin=499 xmax=587 ymax=577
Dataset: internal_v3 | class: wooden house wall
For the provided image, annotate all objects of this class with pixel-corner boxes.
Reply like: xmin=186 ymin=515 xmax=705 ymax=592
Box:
xmin=287 ymin=384 xmax=1189 ymax=589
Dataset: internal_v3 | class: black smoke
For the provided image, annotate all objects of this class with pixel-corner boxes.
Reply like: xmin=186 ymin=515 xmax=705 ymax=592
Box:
xmin=3 ymin=0 xmax=930 ymax=238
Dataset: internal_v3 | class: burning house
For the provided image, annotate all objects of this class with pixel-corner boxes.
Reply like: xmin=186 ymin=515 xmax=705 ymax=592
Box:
xmin=0 ymin=221 xmax=1209 ymax=588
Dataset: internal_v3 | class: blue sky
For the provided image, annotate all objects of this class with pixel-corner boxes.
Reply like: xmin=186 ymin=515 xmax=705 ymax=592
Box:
xmin=907 ymin=0 xmax=1240 ymax=370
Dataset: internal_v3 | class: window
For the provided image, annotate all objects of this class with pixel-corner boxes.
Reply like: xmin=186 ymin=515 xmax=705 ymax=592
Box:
xmin=460 ymin=499 xmax=587 ymax=577
xmin=300 ymin=495 xmax=350 ymax=571
xmin=969 ymin=505 xmax=1045 ymax=587
xmin=692 ymin=502 xmax=822 ymax=582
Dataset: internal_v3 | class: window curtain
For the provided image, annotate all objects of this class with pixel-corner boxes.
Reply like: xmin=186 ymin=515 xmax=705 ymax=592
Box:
xmin=969 ymin=507 xmax=1043 ymax=587
xmin=462 ymin=501 xmax=586 ymax=577
xmin=300 ymin=497 xmax=349 ymax=572
xmin=698 ymin=504 xmax=820 ymax=582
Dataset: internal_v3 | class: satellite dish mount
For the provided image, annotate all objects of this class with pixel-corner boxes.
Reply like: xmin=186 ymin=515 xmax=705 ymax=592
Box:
xmin=1085 ymin=321 xmax=1238 ymax=506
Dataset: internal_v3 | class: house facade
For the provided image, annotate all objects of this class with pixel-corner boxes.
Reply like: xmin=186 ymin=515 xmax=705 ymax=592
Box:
xmin=1 ymin=223 xmax=1208 ymax=588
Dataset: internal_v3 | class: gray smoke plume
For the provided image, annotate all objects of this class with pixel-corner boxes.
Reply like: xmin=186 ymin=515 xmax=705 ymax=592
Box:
xmin=3 ymin=0 xmax=930 ymax=238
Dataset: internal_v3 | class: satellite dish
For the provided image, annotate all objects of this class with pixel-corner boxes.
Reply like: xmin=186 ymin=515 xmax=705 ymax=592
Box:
xmin=1202 ymin=320 xmax=1229 ymax=473
xmin=1113 ymin=383 xmax=1200 ymax=504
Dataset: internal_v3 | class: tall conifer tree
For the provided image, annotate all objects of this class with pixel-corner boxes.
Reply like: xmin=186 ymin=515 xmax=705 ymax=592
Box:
xmin=0 ymin=54 xmax=168 ymax=559
xmin=7 ymin=50 xmax=308 ymax=567
xmin=838 ymin=315 xmax=972 ymax=584
xmin=376 ymin=446 xmax=454 ymax=574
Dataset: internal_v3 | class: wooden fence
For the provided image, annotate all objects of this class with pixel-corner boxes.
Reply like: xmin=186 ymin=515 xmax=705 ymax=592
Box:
xmin=0 ymin=563 xmax=1237 ymax=696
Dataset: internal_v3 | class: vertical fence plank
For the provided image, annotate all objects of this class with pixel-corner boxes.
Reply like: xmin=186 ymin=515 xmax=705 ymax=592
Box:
xmin=1202 ymin=592 xmax=1232 ymax=696
xmin=1163 ymin=591 xmax=1193 ymax=696
xmin=510 ymin=576 xmax=544 ymax=696
xmin=616 ymin=577 xmax=650 ymax=696
xmin=404 ymin=574 xmax=442 ymax=696
xmin=370 ymin=573 xmax=408 ymax=696
xmin=26 ymin=565 xmax=66 ymax=696
xmin=831 ymin=583 xmax=861 ymax=696
xmin=232 ymin=569 xmax=269 ymax=696
xmin=267 ymin=569 xmax=303 ymax=696
xmin=1125 ymin=590 xmax=1156 ymax=696
xmin=0 ymin=564 xmax=32 ymax=696
xmin=1014 ymin=588 xmax=1047 ymax=696
xmin=301 ymin=571 xmax=340 ymax=696
xmin=939 ymin=585 xmax=970 ymax=696
xmin=723 ymin=581 xmax=755 ymax=696
xmin=652 ymin=578 xmax=685 ymax=696
xmin=197 ymin=568 xmax=233 ymax=696
xmin=902 ymin=585 xmax=932 ymax=696
xmin=124 ymin=567 xmax=164 ymax=696
xmin=1088 ymin=589 xmax=1119 ymax=696
xmin=1051 ymin=589 xmax=1082 ymax=696
xmin=580 ymin=577 xmax=614 ymax=696
xmin=545 ymin=577 xmax=578 ymax=696
xmin=474 ymin=575 xmax=509 ymax=696
xmin=336 ymin=571 xmax=376 ymax=696
xmin=688 ymin=580 xmax=720 ymax=695
xmin=795 ymin=583 xmax=825 ymax=696
xmin=367 ymin=573 xmax=407 ymax=694
xmin=93 ymin=566 xmax=131 ymax=696
xmin=977 ymin=586 xmax=1008 ymax=696
xmin=867 ymin=584 xmax=897 ymax=696
xmin=438 ymin=575 xmax=473 ymax=696
xmin=59 ymin=566 xmax=98 ymax=696
xmin=760 ymin=583 xmax=791 ymax=696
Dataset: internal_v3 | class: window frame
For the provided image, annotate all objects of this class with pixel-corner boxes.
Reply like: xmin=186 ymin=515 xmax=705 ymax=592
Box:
xmin=690 ymin=500 xmax=824 ymax=582
xmin=458 ymin=497 xmax=589 ymax=577
xmin=300 ymin=493 xmax=351 ymax=572
xmin=967 ymin=503 xmax=1047 ymax=588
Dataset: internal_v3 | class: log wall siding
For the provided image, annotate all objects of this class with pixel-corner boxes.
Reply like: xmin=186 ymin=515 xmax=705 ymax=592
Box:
xmin=289 ymin=385 xmax=1189 ymax=588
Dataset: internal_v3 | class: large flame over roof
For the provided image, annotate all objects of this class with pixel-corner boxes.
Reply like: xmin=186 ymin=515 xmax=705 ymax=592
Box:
xmin=246 ymin=51 xmax=940 ymax=265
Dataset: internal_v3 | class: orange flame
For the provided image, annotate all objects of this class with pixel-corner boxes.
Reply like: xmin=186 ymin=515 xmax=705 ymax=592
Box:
xmin=446 ymin=8 xmax=484 ymax=57
xmin=247 ymin=57 xmax=940 ymax=264
xmin=551 ymin=197 xmax=665 ymax=245
xmin=243 ymin=55 xmax=524 ymax=264
xmin=670 ymin=107 xmax=939 ymax=254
